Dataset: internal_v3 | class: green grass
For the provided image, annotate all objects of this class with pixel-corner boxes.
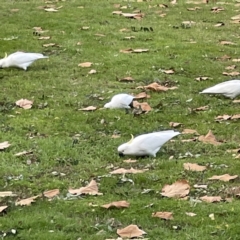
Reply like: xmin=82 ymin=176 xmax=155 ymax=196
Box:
xmin=1 ymin=0 xmax=240 ymax=239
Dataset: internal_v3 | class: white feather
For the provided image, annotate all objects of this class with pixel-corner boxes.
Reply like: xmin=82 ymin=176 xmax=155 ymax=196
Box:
xmin=104 ymin=93 xmax=134 ymax=109
xmin=199 ymin=80 xmax=240 ymax=99
xmin=0 ymin=52 xmax=49 ymax=70
xmin=118 ymin=130 xmax=180 ymax=157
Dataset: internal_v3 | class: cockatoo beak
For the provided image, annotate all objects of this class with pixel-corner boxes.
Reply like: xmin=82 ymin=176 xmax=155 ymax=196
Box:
xmin=118 ymin=152 xmax=124 ymax=157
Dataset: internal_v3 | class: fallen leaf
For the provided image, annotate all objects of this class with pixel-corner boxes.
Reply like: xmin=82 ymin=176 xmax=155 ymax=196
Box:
xmin=38 ymin=36 xmax=51 ymax=40
xmin=137 ymin=82 xmax=177 ymax=92
xmin=233 ymin=100 xmax=240 ymax=103
xmin=132 ymin=101 xmax=151 ymax=112
xmin=217 ymin=55 xmax=231 ymax=61
xmin=78 ymin=62 xmax=92 ymax=67
xmin=0 ymin=191 xmax=17 ymax=197
xmin=133 ymin=92 xmax=150 ymax=100
xmin=208 ymin=174 xmax=238 ymax=182
xmin=16 ymin=99 xmax=33 ymax=109
xmin=124 ymin=36 xmax=135 ymax=40
xmin=14 ymin=150 xmax=33 ymax=156
xmin=152 ymin=211 xmax=173 ymax=220
xmin=15 ymin=195 xmax=39 ymax=206
xmin=112 ymin=10 xmax=123 ymax=15
xmin=214 ymin=22 xmax=224 ymax=27
xmin=162 ymin=69 xmax=174 ymax=74
xmin=220 ymin=41 xmax=235 ymax=45
xmin=42 ymin=43 xmax=57 ymax=47
xmin=184 ymin=163 xmax=207 ymax=172
xmin=111 ymin=134 xmax=121 ymax=139
xmin=119 ymin=28 xmax=130 ymax=32
xmin=232 ymin=114 xmax=240 ymax=120
xmin=185 ymin=212 xmax=197 ymax=217
xmin=226 ymin=148 xmax=240 ymax=153
xmin=123 ymin=159 xmax=137 ymax=163
xmin=121 ymin=13 xmax=144 ymax=19
xmin=231 ymin=15 xmax=240 ymax=20
xmin=117 ymin=225 xmax=146 ymax=238
xmin=180 ymin=138 xmax=198 ymax=142
xmin=120 ymin=48 xmax=149 ymax=53
xmin=193 ymin=105 xmax=209 ymax=111
xmin=198 ymin=130 xmax=222 ymax=146
xmin=78 ymin=106 xmax=97 ymax=111
xmin=222 ymin=71 xmax=240 ymax=76
xmin=200 ymin=195 xmax=222 ymax=203
xmin=215 ymin=114 xmax=232 ymax=121
xmin=211 ymin=7 xmax=224 ymax=13
xmin=182 ymin=129 xmax=200 ymax=135
xmin=161 ymin=180 xmax=190 ymax=198
xmin=0 ymin=206 xmax=8 ymax=212
xmin=44 ymin=8 xmax=58 ymax=12
xmin=232 ymin=59 xmax=240 ymax=62
xmin=88 ymin=69 xmax=97 ymax=74
xmin=68 ymin=179 xmax=102 ymax=195
xmin=119 ymin=76 xmax=134 ymax=82
xmin=110 ymin=167 xmax=148 ymax=174
xmin=195 ymin=76 xmax=209 ymax=81
xmin=225 ymin=65 xmax=236 ymax=70
xmin=194 ymin=184 xmax=208 ymax=189
xmin=43 ymin=189 xmax=60 ymax=198
xmin=101 ymin=200 xmax=130 ymax=209
xmin=81 ymin=26 xmax=90 ymax=30
xmin=187 ymin=7 xmax=201 ymax=11
xmin=0 ymin=141 xmax=11 ymax=150
xmin=169 ymin=122 xmax=182 ymax=128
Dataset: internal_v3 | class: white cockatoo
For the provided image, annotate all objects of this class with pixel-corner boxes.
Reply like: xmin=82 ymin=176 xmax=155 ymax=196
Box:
xmin=118 ymin=130 xmax=180 ymax=157
xmin=199 ymin=80 xmax=240 ymax=99
xmin=0 ymin=52 xmax=49 ymax=70
xmin=104 ymin=93 xmax=134 ymax=109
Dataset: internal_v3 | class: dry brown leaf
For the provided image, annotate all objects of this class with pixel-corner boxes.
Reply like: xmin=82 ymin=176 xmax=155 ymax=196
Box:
xmin=43 ymin=189 xmax=60 ymax=198
xmin=195 ymin=76 xmax=209 ymax=81
xmin=38 ymin=36 xmax=51 ymax=40
xmin=180 ymin=138 xmax=198 ymax=142
xmin=214 ymin=22 xmax=224 ymax=27
xmin=220 ymin=41 xmax=235 ymax=45
xmin=233 ymin=100 xmax=240 ymax=103
xmin=198 ymin=130 xmax=222 ymax=146
xmin=81 ymin=26 xmax=89 ymax=30
xmin=200 ymin=195 xmax=222 ymax=203
xmin=117 ymin=225 xmax=146 ymax=238
xmin=215 ymin=114 xmax=232 ymax=121
xmin=0 ymin=191 xmax=17 ymax=197
xmin=225 ymin=65 xmax=236 ymax=70
xmin=184 ymin=163 xmax=207 ymax=172
xmin=226 ymin=148 xmax=240 ymax=153
xmin=111 ymin=134 xmax=121 ymax=139
xmin=185 ymin=212 xmax=197 ymax=217
xmin=120 ymin=48 xmax=149 ymax=53
xmin=133 ymin=92 xmax=150 ymax=100
xmin=217 ymin=55 xmax=231 ymax=61
xmin=14 ymin=150 xmax=33 ymax=156
xmin=182 ymin=129 xmax=200 ymax=135
xmin=137 ymin=82 xmax=177 ymax=92
xmin=79 ymin=106 xmax=97 ymax=111
xmin=101 ymin=200 xmax=130 ymax=209
xmin=169 ymin=122 xmax=182 ymax=128
xmin=113 ymin=4 xmax=121 ymax=8
xmin=119 ymin=28 xmax=130 ymax=32
xmin=231 ymin=20 xmax=240 ymax=24
xmin=124 ymin=36 xmax=135 ymax=40
xmin=15 ymin=195 xmax=39 ymax=206
xmin=0 ymin=206 xmax=8 ymax=212
xmin=211 ymin=7 xmax=224 ymax=13
xmin=44 ymin=8 xmax=58 ymax=12
xmin=208 ymin=174 xmax=238 ymax=182
xmin=110 ymin=167 xmax=148 ymax=174
xmin=162 ymin=69 xmax=174 ymax=74
xmin=88 ymin=69 xmax=97 ymax=74
xmin=132 ymin=101 xmax=151 ymax=112
xmin=187 ymin=7 xmax=201 ymax=11
xmin=161 ymin=180 xmax=190 ymax=198
xmin=42 ymin=43 xmax=57 ymax=47
xmin=231 ymin=15 xmax=240 ymax=20
xmin=121 ymin=13 xmax=144 ymax=19
xmin=0 ymin=141 xmax=11 ymax=150
xmin=16 ymin=99 xmax=33 ymax=109
xmin=112 ymin=10 xmax=122 ymax=15
xmin=193 ymin=105 xmax=209 ymax=111
xmin=78 ymin=62 xmax=92 ymax=67
xmin=222 ymin=71 xmax=240 ymax=76
xmin=68 ymin=179 xmax=102 ymax=195
xmin=123 ymin=159 xmax=137 ymax=163
xmin=232 ymin=59 xmax=240 ymax=62
xmin=152 ymin=211 xmax=173 ymax=220
xmin=119 ymin=76 xmax=134 ymax=82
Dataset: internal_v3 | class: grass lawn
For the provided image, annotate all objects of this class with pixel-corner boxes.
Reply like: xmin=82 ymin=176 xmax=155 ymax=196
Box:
xmin=1 ymin=0 xmax=240 ymax=239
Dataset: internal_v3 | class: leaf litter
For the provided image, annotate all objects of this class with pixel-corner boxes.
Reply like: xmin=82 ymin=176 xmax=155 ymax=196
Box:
xmin=208 ymin=174 xmax=238 ymax=182
xmin=152 ymin=211 xmax=173 ymax=220
xmin=0 ymin=141 xmax=11 ymax=150
xmin=161 ymin=180 xmax=190 ymax=198
xmin=117 ymin=225 xmax=146 ymax=238
xmin=101 ymin=200 xmax=130 ymax=209
xmin=110 ymin=167 xmax=148 ymax=174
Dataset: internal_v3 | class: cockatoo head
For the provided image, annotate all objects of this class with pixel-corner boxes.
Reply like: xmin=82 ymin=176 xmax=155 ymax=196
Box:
xmin=104 ymin=102 xmax=112 ymax=108
xmin=118 ymin=134 xmax=134 ymax=156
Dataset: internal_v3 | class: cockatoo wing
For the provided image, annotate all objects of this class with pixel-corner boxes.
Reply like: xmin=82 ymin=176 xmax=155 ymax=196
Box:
xmin=112 ymin=94 xmax=134 ymax=108
xmin=9 ymin=52 xmax=48 ymax=65
xmin=131 ymin=131 xmax=180 ymax=156
xmin=200 ymin=80 xmax=240 ymax=99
